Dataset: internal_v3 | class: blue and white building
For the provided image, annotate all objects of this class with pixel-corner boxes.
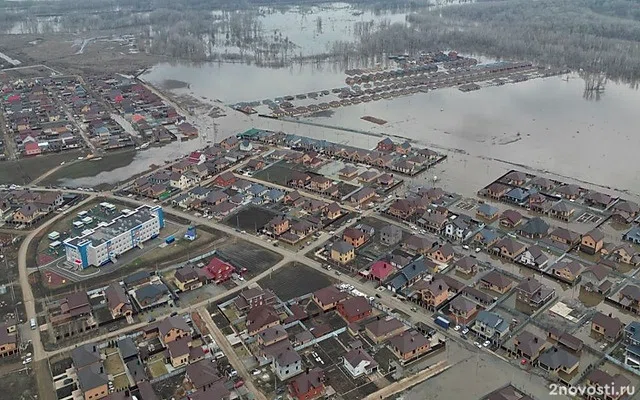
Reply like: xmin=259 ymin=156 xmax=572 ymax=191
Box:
xmin=64 ymin=205 xmax=164 ymax=269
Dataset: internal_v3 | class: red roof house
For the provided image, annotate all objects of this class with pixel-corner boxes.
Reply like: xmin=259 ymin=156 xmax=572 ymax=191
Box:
xmin=203 ymin=257 xmax=235 ymax=283
xmin=289 ymin=368 xmax=325 ymax=400
xmin=24 ymin=142 xmax=41 ymax=156
xmin=213 ymin=171 xmax=236 ymax=187
xmin=368 ymin=260 xmax=395 ymax=282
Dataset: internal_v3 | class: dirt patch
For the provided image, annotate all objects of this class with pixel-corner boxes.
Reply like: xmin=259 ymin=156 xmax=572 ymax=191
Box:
xmin=258 ymin=262 xmax=334 ymax=301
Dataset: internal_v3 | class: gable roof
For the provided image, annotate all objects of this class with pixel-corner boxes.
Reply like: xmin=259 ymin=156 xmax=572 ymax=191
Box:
xmin=519 ymin=217 xmax=549 ymax=236
xmin=475 ymin=311 xmax=509 ymax=334
xmin=158 ymin=316 xmax=191 ymax=337
xmin=585 ymin=229 xmax=605 ymax=242
xmin=591 ymin=312 xmax=623 ymax=339
xmin=332 ymin=240 xmax=354 ymax=254
xmin=314 ymin=286 xmax=349 ymax=305
xmin=550 ymin=227 xmax=580 ymax=243
xmin=515 ymin=330 xmax=545 ymax=357
xmin=247 ymin=305 xmax=280 ymax=333
xmin=366 ymin=317 xmax=405 ymax=337
xmin=388 ymin=330 xmax=429 ymax=354
xmin=71 ymin=343 xmax=101 ymax=369
xmin=481 ymin=270 xmax=514 ymax=289
xmin=339 ymin=296 xmax=372 ymax=318
xmin=538 ymin=347 xmax=578 ymax=370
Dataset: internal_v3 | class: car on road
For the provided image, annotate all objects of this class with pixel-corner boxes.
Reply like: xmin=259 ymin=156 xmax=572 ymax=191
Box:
xmin=334 ymin=271 xmax=341 ymax=276
xmin=411 ymin=307 xmax=418 ymax=312
xmin=475 ymin=248 xmax=481 ymax=253
xmin=462 ymin=245 xmax=469 ymax=250
xmin=22 ymin=358 xmax=32 ymax=364
xmin=462 ymin=328 xmax=469 ymax=335
xmin=520 ymin=359 xmax=527 ymax=365
xmin=483 ymin=340 xmax=491 ymax=347
xmin=474 ymin=342 xmax=482 ymax=349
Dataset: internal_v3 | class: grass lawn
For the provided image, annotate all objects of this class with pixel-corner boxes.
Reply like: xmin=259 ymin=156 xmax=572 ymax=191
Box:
xmin=104 ymin=354 xmax=125 ymax=376
xmin=112 ymin=374 xmax=129 ymax=390
xmin=130 ymin=229 xmax=217 ymax=268
xmin=222 ymin=307 xmax=239 ymax=322
xmin=234 ymin=345 xmax=251 ymax=359
xmin=148 ymin=360 xmax=168 ymax=379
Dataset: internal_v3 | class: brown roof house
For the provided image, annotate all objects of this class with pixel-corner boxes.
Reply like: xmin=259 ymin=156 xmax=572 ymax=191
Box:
xmin=580 ymin=229 xmax=605 ymax=255
xmin=513 ymin=330 xmax=546 ymax=361
xmin=104 ymin=283 xmax=132 ymax=319
xmin=417 ymin=279 xmax=449 ymax=310
xmin=428 ymin=243 xmax=455 ymax=264
xmin=343 ymin=348 xmax=378 ymax=378
xmin=388 ymin=330 xmax=430 ymax=363
xmin=479 ymin=270 xmax=515 ymax=295
xmin=330 ymin=240 xmax=355 ymax=265
xmin=343 ymin=227 xmax=367 ymax=248
xmin=584 ymin=369 xmax=632 ymax=400
xmin=579 ymin=264 xmax=612 ymax=295
xmin=552 ymin=260 xmax=584 ymax=284
xmin=491 ymin=237 xmax=526 ymax=260
xmin=312 ymin=286 xmax=349 ymax=311
xmin=515 ymin=277 xmax=555 ymax=309
xmin=549 ymin=227 xmax=581 ymax=247
xmin=617 ymin=284 xmax=640 ymax=314
xmin=537 ymin=347 xmax=580 ymax=381
xmin=365 ymin=317 xmax=407 ymax=344
xmin=448 ymin=296 xmax=478 ymax=325
xmin=454 ymin=256 xmax=478 ymax=275
xmin=247 ymin=305 xmax=280 ymax=336
xmin=612 ymin=244 xmax=640 ymax=266
xmin=499 ymin=210 xmax=523 ymax=228
xmin=591 ymin=312 xmax=624 ymax=342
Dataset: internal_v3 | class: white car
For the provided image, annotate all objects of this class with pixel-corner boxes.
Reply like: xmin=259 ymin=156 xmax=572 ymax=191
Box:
xmin=22 ymin=358 xmax=32 ymax=364
xmin=454 ymin=325 xmax=461 ymax=331
xmin=475 ymin=248 xmax=481 ymax=253
xmin=462 ymin=328 xmax=469 ymax=335
xmin=462 ymin=245 xmax=469 ymax=250
xmin=474 ymin=341 xmax=481 ymax=348
xmin=483 ymin=340 xmax=491 ymax=347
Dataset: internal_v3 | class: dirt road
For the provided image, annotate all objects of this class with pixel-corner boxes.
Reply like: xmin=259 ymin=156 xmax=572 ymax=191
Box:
xmin=199 ymin=308 xmax=268 ymax=400
xmin=363 ymin=361 xmax=449 ymax=400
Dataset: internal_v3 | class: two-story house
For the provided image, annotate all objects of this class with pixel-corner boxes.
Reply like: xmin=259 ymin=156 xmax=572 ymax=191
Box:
xmin=472 ymin=310 xmax=509 ymax=344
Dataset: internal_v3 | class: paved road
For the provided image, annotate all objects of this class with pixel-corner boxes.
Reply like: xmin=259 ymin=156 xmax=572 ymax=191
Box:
xmin=200 ymin=307 xmax=267 ymax=400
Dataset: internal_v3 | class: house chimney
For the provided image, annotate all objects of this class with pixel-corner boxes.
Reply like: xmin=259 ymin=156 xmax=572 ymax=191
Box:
xmin=438 ymin=285 xmax=442 ymax=290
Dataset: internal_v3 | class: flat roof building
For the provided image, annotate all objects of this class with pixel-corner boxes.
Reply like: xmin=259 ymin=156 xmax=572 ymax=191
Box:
xmin=64 ymin=205 xmax=164 ymax=269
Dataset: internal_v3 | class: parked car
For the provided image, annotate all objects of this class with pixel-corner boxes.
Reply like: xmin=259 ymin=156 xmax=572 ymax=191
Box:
xmin=483 ymin=340 xmax=491 ymax=347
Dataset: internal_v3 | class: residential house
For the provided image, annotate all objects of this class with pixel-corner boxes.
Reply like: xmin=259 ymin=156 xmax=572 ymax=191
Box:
xmin=203 ymin=257 xmax=235 ymax=284
xmin=549 ymin=201 xmax=575 ymax=221
xmin=472 ymin=311 xmax=510 ymax=343
xmin=500 ymin=210 xmax=523 ymax=228
xmin=585 ymin=191 xmax=612 ymax=209
xmin=104 ymin=283 xmax=132 ymax=319
xmin=556 ymin=184 xmax=581 ymax=200
xmin=429 ymin=243 xmax=455 ymax=264
xmin=337 ymin=296 xmax=373 ymax=323
xmin=313 ymin=286 xmax=349 ymax=311
xmin=454 ymin=256 xmax=478 ymax=275
xmin=518 ymin=217 xmax=549 ymax=239
xmin=338 ymin=165 xmax=359 ymax=179
xmin=309 ymin=175 xmax=332 ymax=192
xmin=0 ymin=322 xmax=17 ymax=357
xmin=613 ymin=244 xmax=640 ymax=266
xmin=213 ymin=171 xmax=236 ymax=187
xmin=257 ymin=325 xmax=288 ymax=347
xmin=402 ymin=234 xmax=438 ymax=255
xmin=289 ymin=368 xmax=325 ymax=400
xmin=516 ymin=245 xmax=549 ymax=270
xmin=579 ymin=264 xmax=612 ymax=295
xmin=514 ymin=331 xmax=546 ymax=361
xmin=167 ymin=337 xmax=191 ymax=367
xmin=173 ymin=266 xmax=204 ymax=292
xmin=618 ymin=285 xmax=640 ymax=314
xmin=343 ymin=228 xmax=367 ymax=248
xmin=388 ymin=199 xmax=416 ymax=220
xmin=387 ymin=259 xmax=430 ymax=292
xmin=331 ymin=240 xmax=355 ymax=264
xmin=444 ymin=218 xmax=473 ymax=242
xmin=537 ymin=347 xmax=579 ymax=379
xmin=246 ymin=158 xmax=264 ymax=171
xmin=479 ymin=270 xmax=514 ymax=294
xmin=220 ymin=135 xmax=239 ymax=150
xmin=77 ymin=363 xmax=109 ymax=400
xmin=418 ymin=279 xmax=449 ymax=309
xmin=343 ymin=348 xmax=378 ymax=378
xmin=274 ymin=348 xmax=302 ymax=380
xmin=624 ymin=322 xmax=640 ymax=369
xmin=267 ymin=215 xmax=290 ymax=236
xmin=584 ymin=369 xmax=632 ymax=400
xmin=591 ymin=312 xmax=624 ymax=342
xmin=351 ymin=187 xmax=376 ymax=205
xmin=581 ymin=229 xmax=605 ymax=255
xmin=380 ymin=225 xmax=403 ymax=246
xmin=504 ymin=187 xmax=530 ymax=204
xmin=473 ymin=228 xmax=500 ymax=248
xmin=377 ymin=173 xmax=395 ymax=186
xmin=529 ymin=176 xmax=555 ymax=192
xmin=358 ymin=170 xmax=379 ymax=183
xmin=325 ymin=202 xmax=342 ymax=220
xmin=185 ymin=360 xmax=228 ymax=393
xmin=480 ymin=385 xmax=533 ymax=400
xmin=547 ymin=328 xmax=584 ymax=353
xmin=449 ymin=296 xmax=478 ymax=324
xmin=612 ymin=200 xmax=640 ymax=224
xmin=549 ymin=227 xmax=581 ymax=247
xmin=247 ymin=305 xmax=280 ymax=336
xmin=515 ymin=277 xmax=555 ymax=309
xmin=491 ymin=237 xmax=526 ymax=260
xmin=365 ymin=317 xmax=407 ymax=343
xmin=367 ymin=260 xmax=395 ymax=283
xmin=476 ymin=204 xmax=499 ymax=221
xmin=503 ymin=171 xmax=527 ymax=186
xmin=623 ymin=226 xmax=640 ymax=245
xmin=234 ymin=288 xmax=276 ymax=311
xmin=376 ymin=138 xmax=395 ymax=152
xmin=485 ymin=183 xmax=509 ymax=199
xmin=552 ymin=260 xmax=584 ymax=283
xmin=388 ymin=330 xmax=430 ymax=362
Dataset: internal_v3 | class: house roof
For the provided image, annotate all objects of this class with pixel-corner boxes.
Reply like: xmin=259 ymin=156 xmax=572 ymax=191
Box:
xmin=495 ymin=237 xmax=525 ymax=254
xmin=620 ymin=284 xmax=640 ymax=301
xmin=258 ymin=325 xmax=288 ymax=343
xmin=425 ymin=279 xmax=448 ymax=297
xmin=614 ymin=200 xmax=639 ymax=214
xmin=291 ymin=368 xmax=324 ymax=396
xmin=487 ymin=182 xmax=509 ymax=194
xmin=158 ymin=316 xmax=190 ymax=337
xmin=475 ymin=311 xmax=509 ymax=334
xmin=505 ymin=187 xmax=529 ymax=201
xmin=71 ymin=343 xmax=101 ymax=369
xmin=388 ymin=330 xmax=429 ymax=354
xmin=186 ymin=359 xmax=224 ymax=389
xmin=550 ymin=227 xmax=580 ymax=243
xmin=515 ymin=330 xmax=545 ymax=357
xmin=276 ymin=348 xmax=301 ymax=366
xmin=117 ymin=337 xmax=138 ymax=360
xmin=167 ymin=337 xmax=190 ymax=357
xmin=435 ymin=243 xmax=455 ymax=258
xmin=388 ymin=259 xmax=429 ymax=290
xmin=77 ymin=363 xmax=108 ymax=391
xmin=557 ymin=260 xmax=584 ymax=275
xmin=551 ymin=200 xmax=573 ymax=213
xmin=557 ymin=184 xmax=580 ymax=196
xmin=538 ymin=347 xmax=578 ymax=370
xmin=591 ymin=312 xmax=623 ymax=339
xmin=585 ymin=190 xmax=612 ymax=205
xmin=477 ymin=203 xmax=499 ymax=217
xmin=380 ymin=224 xmax=402 ymax=237
xmin=366 ymin=317 xmax=405 ymax=337
xmin=135 ymin=283 xmax=169 ymax=305
xmin=344 ymin=227 xmax=366 ymax=240
xmin=517 ymin=277 xmax=543 ymax=294
xmin=454 ymin=256 xmax=478 ymax=270
xmin=247 ymin=305 xmax=279 ymax=333
xmin=370 ymin=260 xmax=395 ymax=281
xmin=476 ymin=228 xmax=498 ymax=243
xmin=585 ymin=229 xmax=605 ymax=242
xmin=449 ymin=295 xmax=477 ymax=313
xmin=483 ymin=385 xmax=532 ymax=400
xmin=586 ymin=370 xmax=631 ymax=392
xmin=530 ymin=176 xmax=554 ymax=189
xmin=524 ymin=245 xmax=548 ymax=264
xmin=339 ymin=296 xmax=372 ymax=318
xmin=519 ymin=217 xmax=549 ymax=236
xmin=580 ymin=264 xmax=610 ymax=281
xmin=332 ymin=240 xmax=354 ymax=254
xmin=505 ymin=171 xmax=527 ymax=182
xmin=403 ymin=234 xmax=437 ymax=251
xmin=481 ymin=270 xmax=514 ymax=289
xmin=344 ymin=348 xmax=377 ymax=369
xmin=314 ymin=286 xmax=349 ymax=305
xmin=500 ymin=210 xmax=522 ymax=225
